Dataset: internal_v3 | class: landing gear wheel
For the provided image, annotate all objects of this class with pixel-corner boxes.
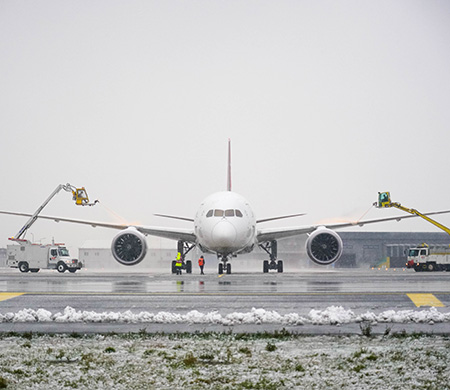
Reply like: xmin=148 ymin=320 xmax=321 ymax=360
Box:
xmin=218 ymin=263 xmax=223 ymax=274
xmin=57 ymin=263 xmax=66 ymax=273
xmin=19 ymin=262 xmax=29 ymax=273
xmin=186 ymin=260 xmax=192 ymax=274
xmin=226 ymin=263 xmax=231 ymax=274
xmin=277 ymin=260 xmax=284 ymax=273
xmin=259 ymin=240 xmax=279 ymax=273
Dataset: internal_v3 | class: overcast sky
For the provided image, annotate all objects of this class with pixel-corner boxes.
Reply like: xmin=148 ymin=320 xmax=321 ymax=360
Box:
xmin=1 ymin=1 xmax=450 ymax=251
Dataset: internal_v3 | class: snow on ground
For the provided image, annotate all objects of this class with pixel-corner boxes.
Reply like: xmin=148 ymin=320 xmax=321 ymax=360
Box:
xmin=0 ymin=332 xmax=449 ymax=389
xmin=1 ymin=306 xmax=450 ymax=326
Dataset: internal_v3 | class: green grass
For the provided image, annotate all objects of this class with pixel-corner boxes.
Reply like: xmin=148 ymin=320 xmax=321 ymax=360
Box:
xmin=0 ymin=331 xmax=448 ymax=389
xmin=0 ymin=376 xmax=8 ymax=389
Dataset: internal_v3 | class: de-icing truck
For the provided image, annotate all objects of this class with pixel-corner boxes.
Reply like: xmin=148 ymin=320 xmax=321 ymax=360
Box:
xmin=2 ymin=183 xmax=97 ymax=273
xmin=376 ymin=192 xmax=450 ymax=272
xmin=406 ymin=243 xmax=450 ymax=272
xmin=7 ymin=238 xmax=82 ymax=273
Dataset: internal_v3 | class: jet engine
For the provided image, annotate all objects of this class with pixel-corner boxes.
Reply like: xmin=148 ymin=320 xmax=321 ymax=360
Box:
xmin=306 ymin=227 xmax=343 ymax=265
xmin=111 ymin=228 xmax=147 ymax=266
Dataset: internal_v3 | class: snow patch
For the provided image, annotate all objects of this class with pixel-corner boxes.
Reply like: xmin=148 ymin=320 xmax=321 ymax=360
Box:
xmin=1 ymin=305 xmax=449 ymax=325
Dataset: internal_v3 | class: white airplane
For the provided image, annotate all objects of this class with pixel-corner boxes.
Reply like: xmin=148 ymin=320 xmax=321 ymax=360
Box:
xmin=2 ymin=140 xmax=450 ymax=274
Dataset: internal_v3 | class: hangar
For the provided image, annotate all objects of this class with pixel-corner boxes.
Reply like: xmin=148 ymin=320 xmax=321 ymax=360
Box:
xmin=76 ymin=232 xmax=450 ymax=272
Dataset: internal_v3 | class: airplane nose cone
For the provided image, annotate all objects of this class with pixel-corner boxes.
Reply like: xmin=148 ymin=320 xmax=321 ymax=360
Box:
xmin=212 ymin=221 xmax=237 ymax=248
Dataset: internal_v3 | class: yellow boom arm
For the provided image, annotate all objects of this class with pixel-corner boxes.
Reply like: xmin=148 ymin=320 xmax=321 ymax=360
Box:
xmin=376 ymin=192 xmax=450 ymax=236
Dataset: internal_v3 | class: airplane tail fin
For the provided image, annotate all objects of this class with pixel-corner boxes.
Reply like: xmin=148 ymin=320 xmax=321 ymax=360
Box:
xmin=227 ymin=139 xmax=232 ymax=191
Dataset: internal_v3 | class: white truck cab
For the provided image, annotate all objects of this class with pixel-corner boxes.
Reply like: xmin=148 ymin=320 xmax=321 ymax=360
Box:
xmin=407 ymin=243 xmax=450 ymax=272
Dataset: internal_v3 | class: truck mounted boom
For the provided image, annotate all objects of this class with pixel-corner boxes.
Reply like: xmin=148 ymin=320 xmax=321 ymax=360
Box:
xmin=376 ymin=192 xmax=450 ymax=271
xmin=375 ymin=192 xmax=450 ymax=236
xmin=6 ymin=183 xmax=97 ymax=273
xmin=13 ymin=183 xmax=98 ymax=240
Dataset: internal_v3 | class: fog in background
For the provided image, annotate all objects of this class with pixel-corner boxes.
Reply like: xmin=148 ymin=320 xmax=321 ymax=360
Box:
xmin=1 ymin=1 xmax=450 ymax=255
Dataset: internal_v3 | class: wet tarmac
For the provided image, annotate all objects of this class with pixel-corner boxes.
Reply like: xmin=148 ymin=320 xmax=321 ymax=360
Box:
xmin=0 ymin=268 xmax=449 ymax=334
xmin=1 ymin=268 xmax=449 ymax=294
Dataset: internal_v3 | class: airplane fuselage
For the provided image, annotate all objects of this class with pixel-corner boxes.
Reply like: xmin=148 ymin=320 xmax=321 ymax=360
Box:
xmin=194 ymin=191 xmax=256 ymax=256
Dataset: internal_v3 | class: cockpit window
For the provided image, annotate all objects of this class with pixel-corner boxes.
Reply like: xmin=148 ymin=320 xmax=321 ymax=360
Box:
xmin=207 ymin=209 xmax=244 ymax=217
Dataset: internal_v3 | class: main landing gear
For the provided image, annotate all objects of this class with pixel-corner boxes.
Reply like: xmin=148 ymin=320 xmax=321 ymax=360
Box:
xmin=218 ymin=254 xmax=232 ymax=275
xmin=171 ymin=240 xmax=195 ymax=274
xmin=259 ymin=240 xmax=283 ymax=273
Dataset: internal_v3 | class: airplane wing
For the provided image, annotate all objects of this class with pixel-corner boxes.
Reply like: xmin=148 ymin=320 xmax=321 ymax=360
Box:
xmin=256 ymin=213 xmax=306 ymax=223
xmin=0 ymin=211 xmax=197 ymax=243
xmin=256 ymin=209 xmax=450 ymax=243
xmin=154 ymin=213 xmax=195 ymax=223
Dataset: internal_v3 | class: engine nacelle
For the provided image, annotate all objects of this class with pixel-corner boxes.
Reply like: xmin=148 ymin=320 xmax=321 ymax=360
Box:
xmin=306 ymin=227 xmax=343 ymax=266
xmin=111 ymin=228 xmax=147 ymax=266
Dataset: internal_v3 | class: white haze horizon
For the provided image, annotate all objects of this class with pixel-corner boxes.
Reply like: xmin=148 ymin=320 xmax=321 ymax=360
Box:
xmin=1 ymin=1 xmax=450 ymax=252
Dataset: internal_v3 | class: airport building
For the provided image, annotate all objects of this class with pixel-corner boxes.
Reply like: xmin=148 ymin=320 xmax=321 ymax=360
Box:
xmin=76 ymin=231 xmax=450 ymax=272
xmin=2 ymin=232 xmax=449 ymax=271
xmin=78 ymin=238 xmax=176 ymax=271
xmin=318 ymin=231 xmax=450 ymax=268
xmin=0 ymin=248 xmax=5 ymax=268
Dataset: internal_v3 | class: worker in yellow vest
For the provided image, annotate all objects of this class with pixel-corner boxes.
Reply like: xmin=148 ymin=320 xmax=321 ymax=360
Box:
xmin=198 ymin=255 xmax=205 ymax=275
xmin=175 ymin=252 xmax=183 ymax=275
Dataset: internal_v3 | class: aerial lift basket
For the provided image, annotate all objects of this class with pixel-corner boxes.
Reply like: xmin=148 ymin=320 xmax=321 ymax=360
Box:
xmin=376 ymin=192 xmax=392 ymax=208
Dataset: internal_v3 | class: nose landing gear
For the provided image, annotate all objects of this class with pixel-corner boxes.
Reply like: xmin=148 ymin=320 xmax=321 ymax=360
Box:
xmin=218 ymin=254 xmax=232 ymax=274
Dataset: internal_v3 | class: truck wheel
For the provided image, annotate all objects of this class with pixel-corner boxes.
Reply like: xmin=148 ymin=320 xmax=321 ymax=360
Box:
xmin=68 ymin=269 xmax=77 ymax=273
xmin=57 ymin=263 xmax=66 ymax=273
xmin=427 ymin=263 xmax=434 ymax=271
xmin=19 ymin=262 xmax=29 ymax=273
xmin=171 ymin=260 xmax=177 ymax=274
xmin=30 ymin=269 xmax=40 ymax=273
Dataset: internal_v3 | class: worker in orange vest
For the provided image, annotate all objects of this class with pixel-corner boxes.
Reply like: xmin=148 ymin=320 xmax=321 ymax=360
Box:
xmin=198 ymin=255 xmax=205 ymax=275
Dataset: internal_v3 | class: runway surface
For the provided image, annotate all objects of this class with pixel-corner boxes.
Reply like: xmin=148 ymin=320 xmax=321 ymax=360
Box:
xmin=0 ymin=268 xmax=449 ymax=334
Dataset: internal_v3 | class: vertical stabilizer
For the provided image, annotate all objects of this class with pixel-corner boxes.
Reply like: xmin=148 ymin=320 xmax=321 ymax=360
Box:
xmin=227 ymin=139 xmax=232 ymax=191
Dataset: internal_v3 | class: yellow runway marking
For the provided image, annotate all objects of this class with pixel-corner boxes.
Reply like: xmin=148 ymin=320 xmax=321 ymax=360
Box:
xmin=0 ymin=293 xmax=26 ymax=302
xmin=407 ymin=293 xmax=445 ymax=307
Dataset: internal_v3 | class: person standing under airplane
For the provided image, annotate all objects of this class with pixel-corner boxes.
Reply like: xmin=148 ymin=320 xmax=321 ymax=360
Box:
xmin=198 ymin=255 xmax=205 ymax=275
